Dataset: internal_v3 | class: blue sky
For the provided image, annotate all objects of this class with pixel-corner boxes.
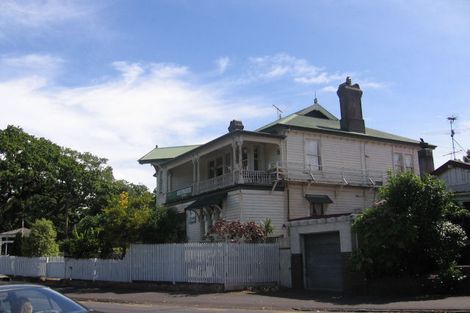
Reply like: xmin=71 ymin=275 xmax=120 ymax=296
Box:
xmin=1 ymin=0 xmax=469 ymax=189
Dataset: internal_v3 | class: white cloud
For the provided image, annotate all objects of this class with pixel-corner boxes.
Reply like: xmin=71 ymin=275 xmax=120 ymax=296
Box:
xmin=0 ymin=0 xmax=92 ymax=25
xmin=216 ymin=57 xmax=230 ymax=74
xmin=360 ymin=81 xmax=386 ymax=89
xmin=0 ymin=0 xmax=101 ymax=39
xmin=0 ymin=54 xmax=64 ymax=79
xmin=320 ymin=86 xmax=337 ymax=93
xmin=0 ymin=60 xmax=272 ymax=189
xmin=249 ymin=53 xmax=319 ymax=79
xmin=248 ymin=53 xmax=352 ymax=86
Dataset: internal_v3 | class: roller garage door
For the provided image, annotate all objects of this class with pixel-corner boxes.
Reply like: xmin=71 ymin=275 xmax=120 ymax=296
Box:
xmin=304 ymin=232 xmax=343 ymax=291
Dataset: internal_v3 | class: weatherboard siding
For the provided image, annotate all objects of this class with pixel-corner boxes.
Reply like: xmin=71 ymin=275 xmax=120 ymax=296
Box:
xmin=365 ymin=142 xmax=394 ymax=172
xmin=238 ymin=190 xmax=285 ymax=237
xmin=186 ymin=211 xmax=201 ymax=242
xmin=440 ymin=167 xmax=470 ymax=187
xmin=288 ymin=184 xmax=378 ymax=219
xmin=223 ymin=190 xmax=242 ymax=221
xmin=284 ymin=130 xmax=420 ymax=175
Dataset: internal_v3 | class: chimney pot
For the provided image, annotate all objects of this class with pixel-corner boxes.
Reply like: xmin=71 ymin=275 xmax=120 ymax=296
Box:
xmin=228 ymin=120 xmax=244 ymax=132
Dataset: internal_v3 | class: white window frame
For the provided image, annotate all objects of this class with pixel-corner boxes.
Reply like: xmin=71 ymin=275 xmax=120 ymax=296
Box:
xmin=393 ymin=152 xmax=414 ymax=173
xmin=305 ymin=139 xmax=321 ymax=171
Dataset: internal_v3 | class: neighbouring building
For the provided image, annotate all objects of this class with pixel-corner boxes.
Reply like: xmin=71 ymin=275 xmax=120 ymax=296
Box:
xmin=433 ymin=159 xmax=470 ymax=210
xmin=139 ymin=77 xmax=435 ymax=291
xmin=0 ymin=227 xmax=30 ymax=255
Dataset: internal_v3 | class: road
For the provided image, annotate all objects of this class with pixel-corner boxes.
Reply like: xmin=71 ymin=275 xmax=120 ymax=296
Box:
xmin=83 ymin=301 xmax=300 ymax=313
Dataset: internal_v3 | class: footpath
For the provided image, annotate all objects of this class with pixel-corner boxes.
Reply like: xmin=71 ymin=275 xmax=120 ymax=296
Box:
xmin=56 ymin=285 xmax=470 ymax=312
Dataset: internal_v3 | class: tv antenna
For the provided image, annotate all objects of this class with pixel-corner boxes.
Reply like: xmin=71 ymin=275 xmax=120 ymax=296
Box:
xmin=448 ymin=116 xmax=457 ymax=160
xmin=273 ymin=104 xmax=283 ymax=120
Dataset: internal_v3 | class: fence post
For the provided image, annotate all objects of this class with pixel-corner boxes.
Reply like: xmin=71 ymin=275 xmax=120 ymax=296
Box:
xmin=92 ymin=258 xmax=96 ymax=282
xmin=172 ymin=243 xmax=176 ymax=285
xmin=223 ymin=242 xmax=228 ymax=290
xmin=128 ymin=245 xmax=133 ymax=283
xmin=46 ymin=257 xmax=49 ymax=278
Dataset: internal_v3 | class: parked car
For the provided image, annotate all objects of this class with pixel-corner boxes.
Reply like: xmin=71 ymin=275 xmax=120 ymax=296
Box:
xmin=0 ymin=284 xmax=98 ymax=313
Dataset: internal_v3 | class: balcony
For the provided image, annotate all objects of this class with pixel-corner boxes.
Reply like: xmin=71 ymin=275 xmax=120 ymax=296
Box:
xmin=165 ymin=163 xmax=388 ymax=203
xmin=275 ymin=161 xmax=387 ymax=187
xmin=166 ymin=170 xmax=276 ymax=203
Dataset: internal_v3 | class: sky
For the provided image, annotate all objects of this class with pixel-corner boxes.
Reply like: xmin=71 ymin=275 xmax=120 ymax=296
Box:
xmin=1 ymin=0 xmax=469 ymax=190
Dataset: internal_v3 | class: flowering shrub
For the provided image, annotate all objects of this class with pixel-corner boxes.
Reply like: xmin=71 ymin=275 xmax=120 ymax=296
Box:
xmin=208 ymin=219 xmax=269 ymax=243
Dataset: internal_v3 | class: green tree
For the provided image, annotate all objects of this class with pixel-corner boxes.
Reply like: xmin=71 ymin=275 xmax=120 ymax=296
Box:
xmin=23 ymin=218 xmax=59 ymax=257
xmin=0 ymin=126 xmax=118 ymax=238
xmin=100 ymin=191 xmax=153 ymax=258
xmin=352 ymin=172 xmax=468 ymax=286
xmin=61 ymin=215 xmax=103 ymax=258
xmin=141 ymin=206 xmax=186 ymax=244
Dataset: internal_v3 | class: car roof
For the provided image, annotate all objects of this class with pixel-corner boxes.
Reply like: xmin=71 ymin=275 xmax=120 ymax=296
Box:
xmin=0 ymin=284 xmax=47 ymax=292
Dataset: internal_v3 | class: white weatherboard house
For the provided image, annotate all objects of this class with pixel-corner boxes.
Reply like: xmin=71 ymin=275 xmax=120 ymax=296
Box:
xmin=139 ymin=77 xmax=435 ymax=291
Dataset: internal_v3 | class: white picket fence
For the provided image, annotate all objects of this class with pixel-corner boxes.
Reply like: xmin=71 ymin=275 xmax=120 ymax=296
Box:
xmin=0 ymin=243 xmax=280 ymax=290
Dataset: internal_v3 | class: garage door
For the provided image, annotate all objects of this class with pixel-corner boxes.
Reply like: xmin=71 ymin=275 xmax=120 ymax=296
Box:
xmin=304 ymin=232 xmax=343 ymax=291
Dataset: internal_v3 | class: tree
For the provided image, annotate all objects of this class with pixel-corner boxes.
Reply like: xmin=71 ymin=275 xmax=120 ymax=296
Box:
xmin=100 ymin=191 xmax=153 ymax=258
xmin=0 ymin=126 xmax=119 ymax=239
xmin=61 ymin=215 xmax=102 ymax=258
xmin=23 ymin=219 xmax=59 ymax=257
xmin=352 ymin=171 xmax=468 ymax=286
xmin=141 ymin=206 xmax=186 ymax=244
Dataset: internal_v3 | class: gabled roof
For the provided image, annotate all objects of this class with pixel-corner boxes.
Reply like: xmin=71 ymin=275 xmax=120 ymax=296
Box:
xmin=257 ymin=102 xmax=421 ymax=145
xmin=138 ymin=145 xmax=200 ymax=164
xmin=294 ymin=102 xmax=339 ymax=121
xmin=433 ymin=159 xmax=470 ymax=176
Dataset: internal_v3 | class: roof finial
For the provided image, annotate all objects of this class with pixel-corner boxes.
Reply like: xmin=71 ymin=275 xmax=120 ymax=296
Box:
xmin=314 ymin=91 xmax=318 ymax=104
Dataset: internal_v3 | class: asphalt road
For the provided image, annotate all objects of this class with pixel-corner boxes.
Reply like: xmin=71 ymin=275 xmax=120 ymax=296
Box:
xmin=83 ymin=301 xmax=298 ymax=313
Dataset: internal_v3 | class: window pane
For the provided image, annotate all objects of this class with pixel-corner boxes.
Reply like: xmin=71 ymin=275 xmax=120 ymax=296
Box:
xmin=404 ymin=154 xmax=413 ymax=171
xmin=393 ymin=153 xmax=403 ymax=172
xmin=305 ymin=140 xmax=320 ymax=170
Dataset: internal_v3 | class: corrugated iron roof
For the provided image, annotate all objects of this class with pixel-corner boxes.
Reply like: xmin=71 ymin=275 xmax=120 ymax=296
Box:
xmin=257 ymin=103 xmax=421 ymax=145
xmin=138 ymin=145 xmax=200 ymax=164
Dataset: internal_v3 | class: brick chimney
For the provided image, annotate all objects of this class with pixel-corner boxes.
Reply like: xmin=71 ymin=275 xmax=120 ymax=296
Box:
xmin=418 ymin=139 xmax=435 ymax=176
xmin=337 ymin=77 xmax=365 ymax=133
xmin=228 ymin=120 xmax=244 ymax=132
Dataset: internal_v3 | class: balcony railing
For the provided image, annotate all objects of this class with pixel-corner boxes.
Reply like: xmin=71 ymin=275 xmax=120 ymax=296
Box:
xmin=166 ymin=185 xmax=193 ymax=202
xmin=275 ymin=161 xmax=387 ymax=186
xmin=165 ymin=164 xmax=388 ymax=203
xmin=198 ymin=172 xmax=235 ymax=194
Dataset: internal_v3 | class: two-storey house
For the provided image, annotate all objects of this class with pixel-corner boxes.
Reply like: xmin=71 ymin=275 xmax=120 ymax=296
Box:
xmin=139 ymin=77 xmax=435 ymax=291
